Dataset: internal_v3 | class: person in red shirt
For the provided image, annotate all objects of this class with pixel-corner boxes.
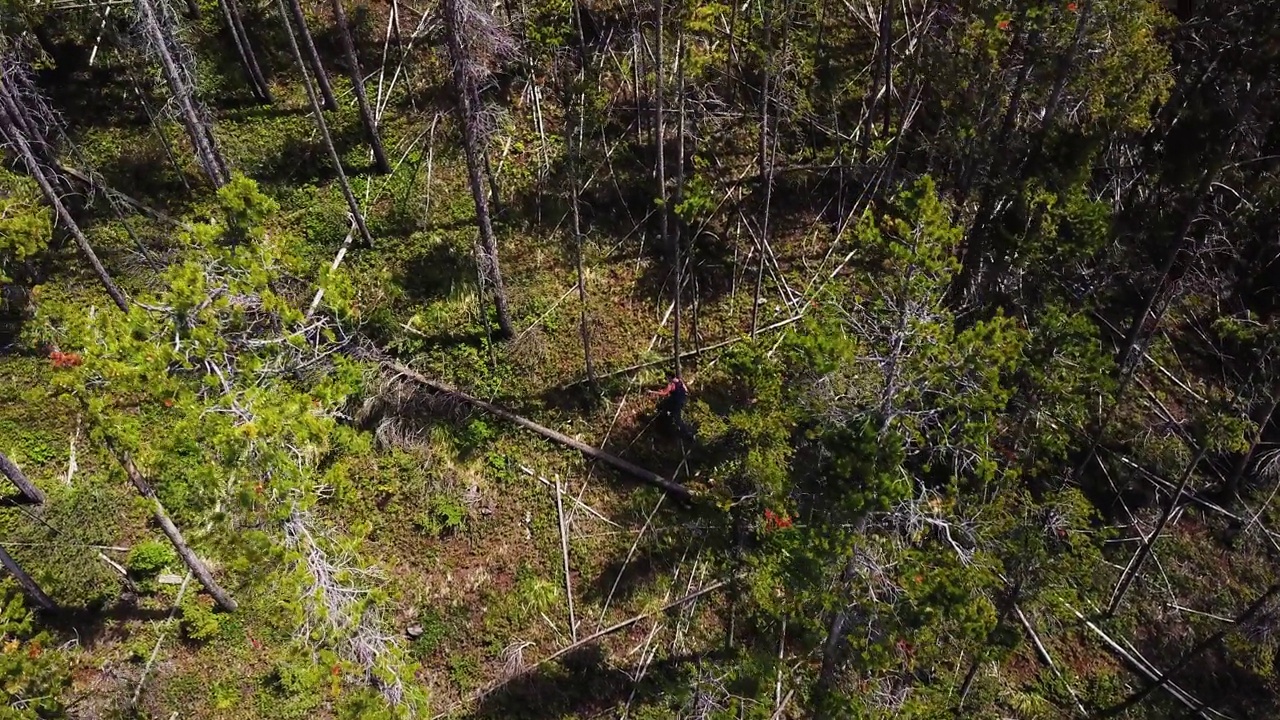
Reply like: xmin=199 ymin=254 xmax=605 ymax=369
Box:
xmin=649 ymin=375 xmax=694 ymax=440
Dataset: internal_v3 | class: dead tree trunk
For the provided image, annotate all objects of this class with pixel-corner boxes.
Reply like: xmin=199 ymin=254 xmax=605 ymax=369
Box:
xmin=117 ymin=454 xmax=238 ymax=611
xmin=285 ymin=0 xmax=339 ymax=111
xmin=751 ymin=0 xmax=772 ymax=339
xmin=442 ymin=0 xmax=515 ymax=338
xmin=654 ymin=0 xmax=676 ymax=373
xmin=278 ymin=0 xmax=374 ymax=248
xmin=0 ymin=91 xmax=130 ymax=312
xmin=671 ymin=4 xmax=686 ymax=377
xmin=134 ymin=0 xmax=229 ymax=187
xmin=217 ymin=0 xmax=273 ymax=103
xmin=224 ymin=0 xmax=273 ymax=102
xmin=330 ymin=0 xmax=390 ymax=173
xmin=567 ymin=93 xmax=595 ymax=385
xmin=1107 ymin=443 xmax=1209 ymax=617
xmin=0 ymin=544 xmax=56 ymax=613
xmin=0 ymin=450 xmax=45 ymax=505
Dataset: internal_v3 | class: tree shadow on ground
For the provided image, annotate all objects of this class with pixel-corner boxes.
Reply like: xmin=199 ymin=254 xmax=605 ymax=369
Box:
xmin=397 ymin=238 xmax=475 ymax=304
xmin=1127 ymin=619 xmax=1280 ymax=720
xmin=42 ymin=599 xmax=176 ymax=650
xmin=465 ymin=645 xmax=712 ymax=720
xmin=252 ymin=117 xmax=377 ymax=186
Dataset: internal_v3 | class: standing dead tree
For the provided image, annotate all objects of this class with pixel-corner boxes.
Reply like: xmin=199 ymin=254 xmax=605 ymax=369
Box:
xmin=277 ymin=0 xmax=375 ymax=248
xmin=114 ymin=451 xmax=238 ymax=612
xmin=330 ymin=0 xmax=390 ymax=173
xmin=133 ymin=0 xmax=230 ymax=187
xmin=441 ymin=0 xmax=516 ymax=338
xmin=217 ymin=0 xmax=273 ymax=103
xmin=0 ymin=67 xmax=130 ymax=313
xmin=285 ymin=0 xmax=339 ymax=111
xmin=0 ymin=450 xmax=45 ymax=505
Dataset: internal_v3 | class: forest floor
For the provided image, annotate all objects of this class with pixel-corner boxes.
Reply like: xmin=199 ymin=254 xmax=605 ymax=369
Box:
xmin=0 ymin=13 xmax=800 ymax=717
xmin=4 ymin=2 xmax=1279 ymax=719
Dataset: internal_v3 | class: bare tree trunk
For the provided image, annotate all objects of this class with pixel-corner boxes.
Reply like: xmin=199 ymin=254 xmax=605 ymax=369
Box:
xmin=118 ymin=454 xmax=238 ymax=612
xmin=132 ymin=81 xmax=191 ymax=189
xmin=751 ymin=0 xmax=772 ymax=339
xmin=330 ymin=0 xmax=390 ymax=173
xmin=442 ymin=0 xmax=514 ymax=338
xmin=224 ymin=0 xmax=273 ymax=102
xmin=952 ymin=26 xmax=1041 ymax=305
xmin=569 ymin=2 xmax=596 ymax=387
xmin=654 ymin=0 xmax=676 ymax=375
xmin=278 ymin=0 xmax=375 ymax=248
xmin=0 ymin=451 xmax=45 ymax=505
xmin=878 ymin=0 xmax=892 ymax=138
xmin=0 ymin=544 xmax=56 ymax=612
xmin=672 ymin=4 xmax=686 ymax=377
xmin=0 ymin=91 xmax=130 ymax=313
xmin=134 ymin=0 xmax=228 ymax=188
xmin=285 ymin=0 xmax=339 ymax=111
xmin=217 ymin=0 xmax=273 ymax=103
xmin=1107 ymin=444 xmax=1210 ymax=617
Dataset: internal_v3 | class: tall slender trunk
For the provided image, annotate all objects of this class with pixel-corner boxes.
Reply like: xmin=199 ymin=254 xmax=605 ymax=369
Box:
xmin=672 ymin=5 xmax=686 ymax=378
xmin=183 ymin=0 xmax=201 ymax=18
xmin=569 ymin=3 xmax=596 ymax=387
xmin=443 ymin=0 xmax=514 ymax=338
xmin=117 ymin=453 xmax=238 ymax=612
xmin=285 ymin=0 xmax=339 ymax=111
xmin=751 ymin=0 xmax=772 ymax=338
xmin=132 ymin=81 xmax=190 ymax=189
xmin=217 ymin=0 xmax=273 ymax=103
xmin=0 ymin=545 xmax=56 ymax=612
xmin=135 ymin=0 xmax=228 ymax=188
xmin=0 ymin=451 xmax=45 ymax=505
xmin=226 ymin=0 xmax=273 ymax=102
xmin=278 ymin=0 xmax=375 ymax=248
xmin=655 ymin=0 xmax=676 ymax=374
xmin=1107 ymin=444 xmax=1210 ymax=617
xmin=0 ymin=91 xmax=130 ymax=313
xmin=331 ymin=0 xmax=390 ymax=173
xmin=878 ymin=0 xmax=892 ymax=138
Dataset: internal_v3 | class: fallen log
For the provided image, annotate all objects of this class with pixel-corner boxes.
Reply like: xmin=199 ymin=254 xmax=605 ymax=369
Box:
xmin=385 ymin=362 xmax=692 ymax=499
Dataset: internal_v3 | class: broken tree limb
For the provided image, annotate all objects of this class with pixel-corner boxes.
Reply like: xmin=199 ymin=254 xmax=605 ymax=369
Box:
xmin=563 ymin=314 xmax=804 ymax=388
xmin=385 ymin=362 xmax=692 ymax=499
